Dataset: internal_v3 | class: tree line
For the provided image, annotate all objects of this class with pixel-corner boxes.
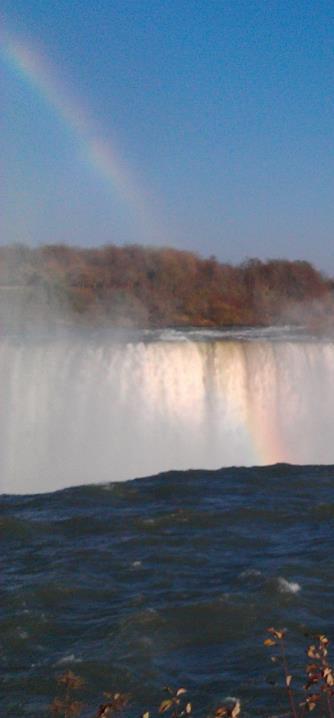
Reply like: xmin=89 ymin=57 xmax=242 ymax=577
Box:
xmin=0 ymin=243 xmax=333 ymax=330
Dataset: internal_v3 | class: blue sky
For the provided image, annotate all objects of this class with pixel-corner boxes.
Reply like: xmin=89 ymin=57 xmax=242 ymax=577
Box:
xmin=1 ymin=0 xmax=334 ymax=270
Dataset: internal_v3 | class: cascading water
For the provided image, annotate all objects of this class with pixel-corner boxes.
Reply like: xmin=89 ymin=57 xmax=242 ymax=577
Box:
xmin=1 ymin=331 xmax=334 ymax=494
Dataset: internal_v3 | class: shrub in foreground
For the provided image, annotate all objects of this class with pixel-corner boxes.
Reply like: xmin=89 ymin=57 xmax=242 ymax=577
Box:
xmin=50 ymin=630 xmax=334 ymax=718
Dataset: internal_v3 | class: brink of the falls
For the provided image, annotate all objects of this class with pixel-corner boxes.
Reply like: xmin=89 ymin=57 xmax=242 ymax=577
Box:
xmin=1 ymin=333 xmax=334 ymax=494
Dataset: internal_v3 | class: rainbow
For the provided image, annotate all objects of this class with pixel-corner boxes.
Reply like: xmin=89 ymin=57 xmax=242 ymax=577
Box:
xmin=0 ymin=26 xmax=162 ymax=241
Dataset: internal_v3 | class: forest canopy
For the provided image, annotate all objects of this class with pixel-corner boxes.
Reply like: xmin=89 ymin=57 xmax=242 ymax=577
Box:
xmin=0 ymin=243 xmax=333 ymax=331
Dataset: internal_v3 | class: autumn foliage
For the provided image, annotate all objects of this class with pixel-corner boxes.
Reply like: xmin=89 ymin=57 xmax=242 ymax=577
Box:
xmin=50 ymin=631 xmax=334 ymax=718
xmin=0 ymin=243 xmax=333 ymax=330
xmin=264 ymin=629 xmax=334 ymax=717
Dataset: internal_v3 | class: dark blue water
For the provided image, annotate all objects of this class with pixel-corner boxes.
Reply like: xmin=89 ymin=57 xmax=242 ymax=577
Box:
xmin=2 ymin=464 xmax=334 ymax=716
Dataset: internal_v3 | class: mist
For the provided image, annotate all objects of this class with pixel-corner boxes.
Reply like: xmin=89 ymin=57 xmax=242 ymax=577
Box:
xmin=1 ymin=333 xmax=334 ymax=494
xmin=1 ymin=244 xmax=334 ymax=494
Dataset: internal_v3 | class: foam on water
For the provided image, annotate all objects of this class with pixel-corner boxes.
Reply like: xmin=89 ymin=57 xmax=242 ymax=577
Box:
xmin=56 ymin=654 xmax=83 ymax=665
xmin=276 ymin=578 xmax=301 ymax=594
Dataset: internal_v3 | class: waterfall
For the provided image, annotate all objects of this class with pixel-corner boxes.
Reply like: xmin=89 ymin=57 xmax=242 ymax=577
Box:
xmin=1 ymin=336 xmax=334 ymax=494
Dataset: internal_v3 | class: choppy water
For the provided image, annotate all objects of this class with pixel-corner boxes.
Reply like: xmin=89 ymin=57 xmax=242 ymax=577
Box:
xmin=2 ymin=464 xmax=334 ymax=716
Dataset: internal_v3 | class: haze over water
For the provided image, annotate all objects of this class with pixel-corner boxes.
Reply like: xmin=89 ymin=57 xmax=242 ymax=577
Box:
xmin=2 ymin=328 xmax=334 ymax=495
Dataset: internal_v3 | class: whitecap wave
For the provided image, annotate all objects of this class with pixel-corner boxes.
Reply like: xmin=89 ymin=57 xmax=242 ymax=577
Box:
xmin=56 ymin=654 xmax=83 ymax=665
xmin=277 ymin=577 xmax=301 ymax=594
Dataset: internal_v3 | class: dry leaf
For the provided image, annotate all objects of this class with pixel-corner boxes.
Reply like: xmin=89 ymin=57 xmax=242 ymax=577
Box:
xmin=215 ymin=707 xmax=228 ymax=718
xmin=306 ymin=694 xmax=320 ymax=712
xmin=159 ymin=701 xmax=173 ymax=713
xmin=267 ymin=627 xmax=285 ymax=640
xmin=231 ymin=699 xmax=241 ymax=718
xmin=318 ymin=635 xmax=329 ymax=645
